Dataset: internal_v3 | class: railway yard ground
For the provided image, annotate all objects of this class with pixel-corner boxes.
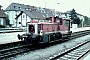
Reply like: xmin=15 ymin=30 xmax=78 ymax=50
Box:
xmin=0 ymin=27 xmax=90 ymax=60
xmin=0 ymin=32 xmax=26 ymax=44
xmin=80 ymin=51 xmax=90 ymax=60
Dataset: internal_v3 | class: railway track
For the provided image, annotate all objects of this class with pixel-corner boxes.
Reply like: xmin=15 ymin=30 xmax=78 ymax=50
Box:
xmin=0 ymin=30 xmax=90 ymax=59
xmin=70 ymin=30 xmax=90 ymax=39
xmin=0 ymin=44 xmax=35 ymax=59
xmin=48 ymin=40 xmax=90 ymax=60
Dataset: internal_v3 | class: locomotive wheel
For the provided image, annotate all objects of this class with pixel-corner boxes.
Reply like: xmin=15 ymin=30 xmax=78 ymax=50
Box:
xmin=50 ymin=34 xmax=54 ymax=41
xmin=55 ymin=32 xmax=62 ymax=39
xmin=55 ymin=32 xmax=61 ymax=40
xmin=25 ymin=35 xmax=32 ymax=44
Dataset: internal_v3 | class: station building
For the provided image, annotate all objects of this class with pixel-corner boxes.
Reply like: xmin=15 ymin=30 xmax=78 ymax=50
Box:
xmin=0 ymin=5 xmax=7 ymax=26
xmin=5 ymin=3 xmax=85 ymax=28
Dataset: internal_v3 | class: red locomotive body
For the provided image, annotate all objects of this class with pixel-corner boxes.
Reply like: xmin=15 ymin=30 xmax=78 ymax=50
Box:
xmin=18 ymin=16 xmax=72 ymax=44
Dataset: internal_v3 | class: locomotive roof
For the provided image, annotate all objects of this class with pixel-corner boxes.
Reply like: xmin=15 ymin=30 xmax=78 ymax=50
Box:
xmin=62 ymin=18 xmax=71 ymax=21
xmin=46 ymin=17 xmax=71 ymax=21
xmin=28 ymin=22 xmax=58 ymax=25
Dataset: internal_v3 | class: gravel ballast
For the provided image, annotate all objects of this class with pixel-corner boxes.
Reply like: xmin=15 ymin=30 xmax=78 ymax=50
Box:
xmin=6 ymin=34 xmax=90 ymax=60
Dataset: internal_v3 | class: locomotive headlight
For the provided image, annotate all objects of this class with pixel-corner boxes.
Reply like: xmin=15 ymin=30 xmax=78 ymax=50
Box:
xmin=65 ymin=31 xmax=68 ymax=32
xmin=40 ymin=30 xmax=44 ymax=35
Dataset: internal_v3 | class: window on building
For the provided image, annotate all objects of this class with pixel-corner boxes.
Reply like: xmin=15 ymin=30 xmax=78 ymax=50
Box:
xmin=23 ymin=15 xmax=25 ymax=18
xmin=35 ymin=9 xmax=36 ymax=11
xmin=28 ymin=8 xmax=30 ymax=10
xmin=19 ymin=22 xmax=21 ymax=24
xmin=42 ymin=11 xmax=44 ymax=13
xmin=26 ymin=8 xmax=28 ymax=10
xmin=43 ymin=11 xmax=45 ymax=13
xmin=43 ymin=15 xmax=45 ymax=17
xmin=9 ymin=7 xmax=11 ymax=9
xmin=46 ymin=14 xmax=48 ymax=17
xmin=33 ymin=9 xmax=34 ymax=11
xmin=40 ymin=10 xmax=42 ymax=12
xmin=18 ymin=7 xmax=21 ymax=9
xmin=7 ymin=11 xmax=9 ymax=13
xmin=14 ymin=6 xmax=16 ymax=8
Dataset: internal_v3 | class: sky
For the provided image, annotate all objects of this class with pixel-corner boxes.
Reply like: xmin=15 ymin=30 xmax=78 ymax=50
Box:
xmin=0 ymin=0 xmax=90 ymax=17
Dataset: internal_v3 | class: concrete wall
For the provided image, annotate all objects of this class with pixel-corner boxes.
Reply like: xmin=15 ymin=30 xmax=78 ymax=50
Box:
xmin=17 ymin=13 xmax=31 ymax=27
xmin=0 ymin=18 xmax=6 ymax=25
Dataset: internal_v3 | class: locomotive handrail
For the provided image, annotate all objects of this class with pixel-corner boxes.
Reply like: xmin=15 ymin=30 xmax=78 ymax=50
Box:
xmin=0 ymin=30 xmax=23 ymax=33
xmin=0 ymin=28 xmax=21 ymax=30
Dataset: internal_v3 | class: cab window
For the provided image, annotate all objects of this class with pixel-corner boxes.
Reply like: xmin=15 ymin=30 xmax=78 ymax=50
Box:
xmin=64 ymin=20 xmax=69 ymax=26
xmin=29 ymin=25 xmax=35 ymax=32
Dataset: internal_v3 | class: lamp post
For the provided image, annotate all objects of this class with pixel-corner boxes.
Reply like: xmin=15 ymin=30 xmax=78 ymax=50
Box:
xmin=0 ymin=5 xmax=2 ymax=10
xmin=82 ymin=16 xmax=84 ymax=28
xmin=54 ymin=3 xmax=60 ymax=17
xmin=45 ymin=2 xmax=47 ymax=9
xmin=44 ymin=2 xmax=60 ymax=17
xmin=44 ymin=2 xmax=47 ymax=18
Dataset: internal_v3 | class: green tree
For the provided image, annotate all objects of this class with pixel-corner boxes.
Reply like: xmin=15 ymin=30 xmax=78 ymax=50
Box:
xmin=69 ymin=9 xmax=80 ymax=25
xmin=69 ymin=9 xmax=77 ymax=20
xmin=84 ymin=16 xmax=89 ymax=26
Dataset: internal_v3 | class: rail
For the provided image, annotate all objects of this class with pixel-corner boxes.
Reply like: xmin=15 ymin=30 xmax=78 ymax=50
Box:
xmin=49 ymin=40 xmax=90 ymax=60
xmin=0 ymin=28 xmax=24 ymax=33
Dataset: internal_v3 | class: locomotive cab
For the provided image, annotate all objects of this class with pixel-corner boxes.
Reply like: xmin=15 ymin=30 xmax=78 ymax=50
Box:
xmin=28 ymin=25 xmax=35 ymax=33
xmin=27 ymin=23 xmax=38 ymax=35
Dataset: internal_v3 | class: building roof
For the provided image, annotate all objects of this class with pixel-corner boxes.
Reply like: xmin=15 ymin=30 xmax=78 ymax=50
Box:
xmin=6 ymin=3 xmax=87 ymax=19
xmin=5 ymin=3 xmax=55 ymax=14
xmin=0 ymin=10 xmax=7 ymax=18
xmin=5 ymin=3 xmax=37 ymax=11
xmin=23 ymin=10 xmax=45 ymax=19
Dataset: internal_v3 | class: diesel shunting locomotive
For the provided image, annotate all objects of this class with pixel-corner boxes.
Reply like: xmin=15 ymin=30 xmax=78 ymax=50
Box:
xmin=18 ymin=16 xmax=72 ymax=44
